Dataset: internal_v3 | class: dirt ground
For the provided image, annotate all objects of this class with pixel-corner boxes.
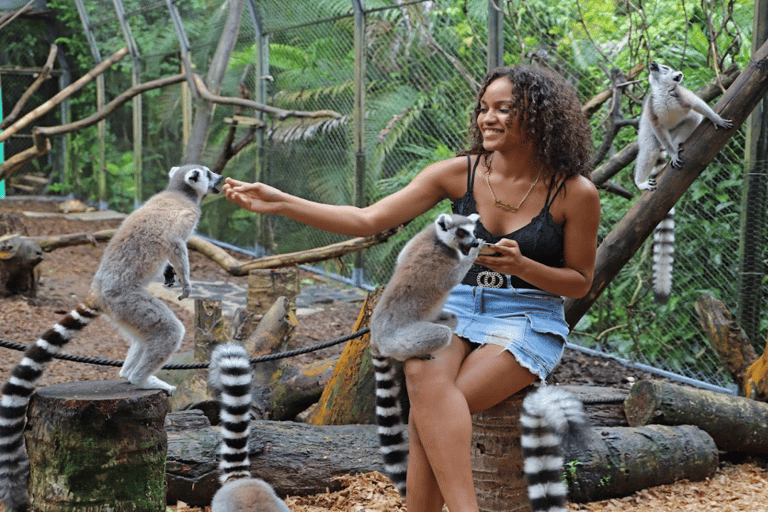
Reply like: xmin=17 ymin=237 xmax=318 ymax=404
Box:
xmin=1 ymin=197 xmax=766 ymax=511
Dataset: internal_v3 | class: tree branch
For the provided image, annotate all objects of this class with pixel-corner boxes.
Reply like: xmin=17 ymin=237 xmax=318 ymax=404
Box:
xmin=0 ymin=46 xmax=129 ymax=143
xmin=0 ymin=44 xmax=58 ymax=130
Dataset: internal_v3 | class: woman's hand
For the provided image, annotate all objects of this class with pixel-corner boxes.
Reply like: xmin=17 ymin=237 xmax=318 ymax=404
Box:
xmin=474 ymin=239 xmax=527 ymax=276
xmin=222 ymin=178 xmax=284 ymax=214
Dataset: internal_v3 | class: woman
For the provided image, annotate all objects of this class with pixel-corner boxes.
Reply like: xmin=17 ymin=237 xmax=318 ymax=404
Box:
xmin=223 ymin=65 xmax=600 ymax=512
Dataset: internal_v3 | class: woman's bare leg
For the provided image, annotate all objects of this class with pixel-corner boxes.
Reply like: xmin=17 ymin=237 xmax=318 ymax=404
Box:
xmin=405 ymin=413 xmax=444 ymax=512
xmin=456 ymin=344 xmax=537 ymax=414
xmin=404 ymin=336 xmax=477 ymax=512
xmin=405 ymin=339 xmax=538 ymax=512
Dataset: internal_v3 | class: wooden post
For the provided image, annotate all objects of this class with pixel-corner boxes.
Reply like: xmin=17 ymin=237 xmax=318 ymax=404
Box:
xmin=24 ymin=380 xmax=169 ymax=512
xmin=246 ymin=267 xmax=299 ymax=316
xmin=470 ymin=387 xmax=533 ymax=512
xmin=307 ymin=287 xmax=383 ymax=425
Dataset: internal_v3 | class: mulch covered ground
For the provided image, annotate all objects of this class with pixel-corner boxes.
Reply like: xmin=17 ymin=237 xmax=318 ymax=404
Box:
xmin=0 ymin=197 xmax=766 ymax=511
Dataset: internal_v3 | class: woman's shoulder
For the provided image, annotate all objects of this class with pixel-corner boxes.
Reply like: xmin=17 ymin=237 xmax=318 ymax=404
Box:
xmin=562 ymin=173 xmax=599 ymax=200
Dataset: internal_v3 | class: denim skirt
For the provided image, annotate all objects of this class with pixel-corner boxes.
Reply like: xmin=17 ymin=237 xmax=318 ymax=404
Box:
xmin=443 ymin=283 xmax=568 ymax=381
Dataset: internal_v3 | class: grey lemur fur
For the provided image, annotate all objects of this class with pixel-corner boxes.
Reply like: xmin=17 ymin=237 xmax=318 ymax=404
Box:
xmin=520 ymin=386 xmax=586 ymax=512
xmin=634 ymin=61 xmax=733 ymax=191
xmin=634 ymin=61 xmax=732 ymax=302
xmin=0 ymin=164 xmax=222 ymax=512
xmin=369 ymin=212 xmax=483 ymax=497
xmin=208 ymin=343 xmax=290 ymax=512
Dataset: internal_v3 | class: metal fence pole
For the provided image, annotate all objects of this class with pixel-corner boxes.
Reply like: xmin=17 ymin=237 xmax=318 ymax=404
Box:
xmin=352 ymin=0 xmax=366 ymax=287
xmin=737 ymin=0 xmax=768 ymax=347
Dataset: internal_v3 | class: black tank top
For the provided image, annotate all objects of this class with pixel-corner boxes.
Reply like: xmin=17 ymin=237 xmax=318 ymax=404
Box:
xmin=452 ymin=155 xmax=566 ymax=285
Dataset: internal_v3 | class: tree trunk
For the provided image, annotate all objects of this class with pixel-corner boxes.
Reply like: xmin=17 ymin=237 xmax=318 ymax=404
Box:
xmin=164 ymin=410 xmax=383 ymax=506
xmin=26 ymin=381 xmax=169 ymax=512
xmin=694 ymin=293 xmax=758 ymax=390
xmin=565 ymin=39 xmax=768 ymax=328
xmin=182 ymin=0 xmax=245 ymax=164
xmin=745 ymin=335 xmax=768 ymax=402
xmin=307 ymin=288 xmax=383 ymax=425
xmin=624 ymin=379 xmax=768 ymax=453
xmin=470 ymin=389 xmax=533 ymax=512
xmin=566 ymin=424 xmax=718 ymax=503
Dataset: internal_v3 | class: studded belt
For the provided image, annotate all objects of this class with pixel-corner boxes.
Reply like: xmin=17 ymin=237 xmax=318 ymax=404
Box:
xmin=461 ymin=267 xmax=539 ymax=289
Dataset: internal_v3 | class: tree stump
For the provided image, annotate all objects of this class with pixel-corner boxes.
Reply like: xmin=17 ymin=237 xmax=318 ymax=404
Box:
xmin=247 ymin=267 xmax=299 ymax=315
xmin=470 ymin=387 xmax=533 ymax=512
xmin=25 ymin=380 xmax=170 ymax=512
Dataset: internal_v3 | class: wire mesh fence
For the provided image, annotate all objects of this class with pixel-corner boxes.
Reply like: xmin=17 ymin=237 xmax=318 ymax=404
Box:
xmin=0 ymin=0 xmax=764 ymax=391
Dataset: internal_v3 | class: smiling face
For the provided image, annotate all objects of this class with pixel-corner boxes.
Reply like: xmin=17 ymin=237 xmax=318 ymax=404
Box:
xmin=476 ymin=77 xmax=527 ymax=153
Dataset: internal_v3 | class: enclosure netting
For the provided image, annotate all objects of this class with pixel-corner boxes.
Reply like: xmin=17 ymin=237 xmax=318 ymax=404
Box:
xmin=0 ymin=0 xmax=764 ymax=391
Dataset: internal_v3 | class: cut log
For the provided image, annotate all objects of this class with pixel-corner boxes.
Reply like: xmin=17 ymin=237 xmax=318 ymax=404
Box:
xmin=470 ymin=388 xmax=533 ymax=512
xmin=164 ymin=410 xmax=384 ymax=506
xmin=307 ymin=287 xmax=383 ymax=425
xmin=566 ymin=424 xmax=718 ymax=502
xmin=694 ymin=293 xmax=757 ymax=389
xmin=624 ymin=379 xmax=768 ymax=453
xmin=26 ymin=380 xmax=169 ymax=511
xmin=559 ymin=385 xmax=629 ymax=427
xmin=165 ymin=406 xmax=716 ymax=507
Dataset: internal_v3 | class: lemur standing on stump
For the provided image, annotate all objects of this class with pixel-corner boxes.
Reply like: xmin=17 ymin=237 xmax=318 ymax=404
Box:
xmin=0 ymin=164 xmax=222 ymax=512
xmin=369 ymin=212 xmax=483 ymax=497
xmin=634 ymin=61 xmax=732 ymax=302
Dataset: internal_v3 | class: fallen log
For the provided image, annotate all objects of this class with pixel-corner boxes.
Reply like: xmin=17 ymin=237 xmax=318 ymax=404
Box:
xmin=566 ymin=424 xmax=718 ymax=502
xmin=164 ymin=410 xmax=383 ymax=506
xmin=559 ymin=385 xmax=628 ymax=427
xmin=166 ymin=408 xmax=717 ymax=507
xmin=624 ymin=379 xmax=768 ymax=453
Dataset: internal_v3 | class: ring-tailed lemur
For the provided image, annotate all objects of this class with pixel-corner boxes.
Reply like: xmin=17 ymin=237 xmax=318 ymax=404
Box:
xmin=634 ymin=61 xmax=732 ymax=302
xmin=634 ymin=61 xmax=733 ymax=191
xmin=520 ymin=386 xmax=586 ymax=512
xmin=208 ymin=343 xmax=290 ymax=512
xmin=0 ymin=164 xmax=222 ymax=512
xmin=370 ymin=212 xmax=483 ymax=497
xmin=652 ymin=208 xmax=675 ymax=303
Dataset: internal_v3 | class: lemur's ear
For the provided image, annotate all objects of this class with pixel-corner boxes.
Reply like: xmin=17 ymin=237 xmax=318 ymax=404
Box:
xmin=467 ymin=213 xmax=480 ymax=223
xmin=436 ymin=213 xmax=450 ymax=231
xmin=169 ymin=166 xmax=180 ymax=178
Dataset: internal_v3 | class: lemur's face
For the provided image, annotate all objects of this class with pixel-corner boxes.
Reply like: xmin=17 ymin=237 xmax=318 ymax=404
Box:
xmin=169 ymin=164 xmax=224 ymax=197
xmin=649 ymin=61 xmax=684 ymax=89
xmin=436 ymin=213 xmax=481 ymax=257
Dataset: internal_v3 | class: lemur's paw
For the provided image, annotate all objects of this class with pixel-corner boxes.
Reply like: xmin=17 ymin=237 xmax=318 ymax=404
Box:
xmin=716 ymin=118 xmax=734 ymax=130
xmin=637 ymin=179 xmax=657 ymax=191
xmin=132 ymin=376 xmax=177 ymax=395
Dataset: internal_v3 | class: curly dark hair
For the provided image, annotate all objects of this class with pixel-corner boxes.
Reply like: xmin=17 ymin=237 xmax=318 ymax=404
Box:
xmin=460 ymin=65 xmax=593 ymax=191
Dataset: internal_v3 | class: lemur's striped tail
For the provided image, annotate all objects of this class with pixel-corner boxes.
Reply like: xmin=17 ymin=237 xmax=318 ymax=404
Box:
xmin=0 ymin=303 xmax=100 ymax=511
xmin=652 ymin=207 xmax=675 ymax=303
xmin=372 ymin=355 xmax=408 ymax=497
xmin=520 ymin=386 xmax=585 ymax=512
xmin=209 ymin=343 xmax=253 ymax=483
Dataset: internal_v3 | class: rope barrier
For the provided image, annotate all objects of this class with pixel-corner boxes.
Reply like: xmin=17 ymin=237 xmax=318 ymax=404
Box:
xmin=0 ymin=327 xmax=370 ymax=370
